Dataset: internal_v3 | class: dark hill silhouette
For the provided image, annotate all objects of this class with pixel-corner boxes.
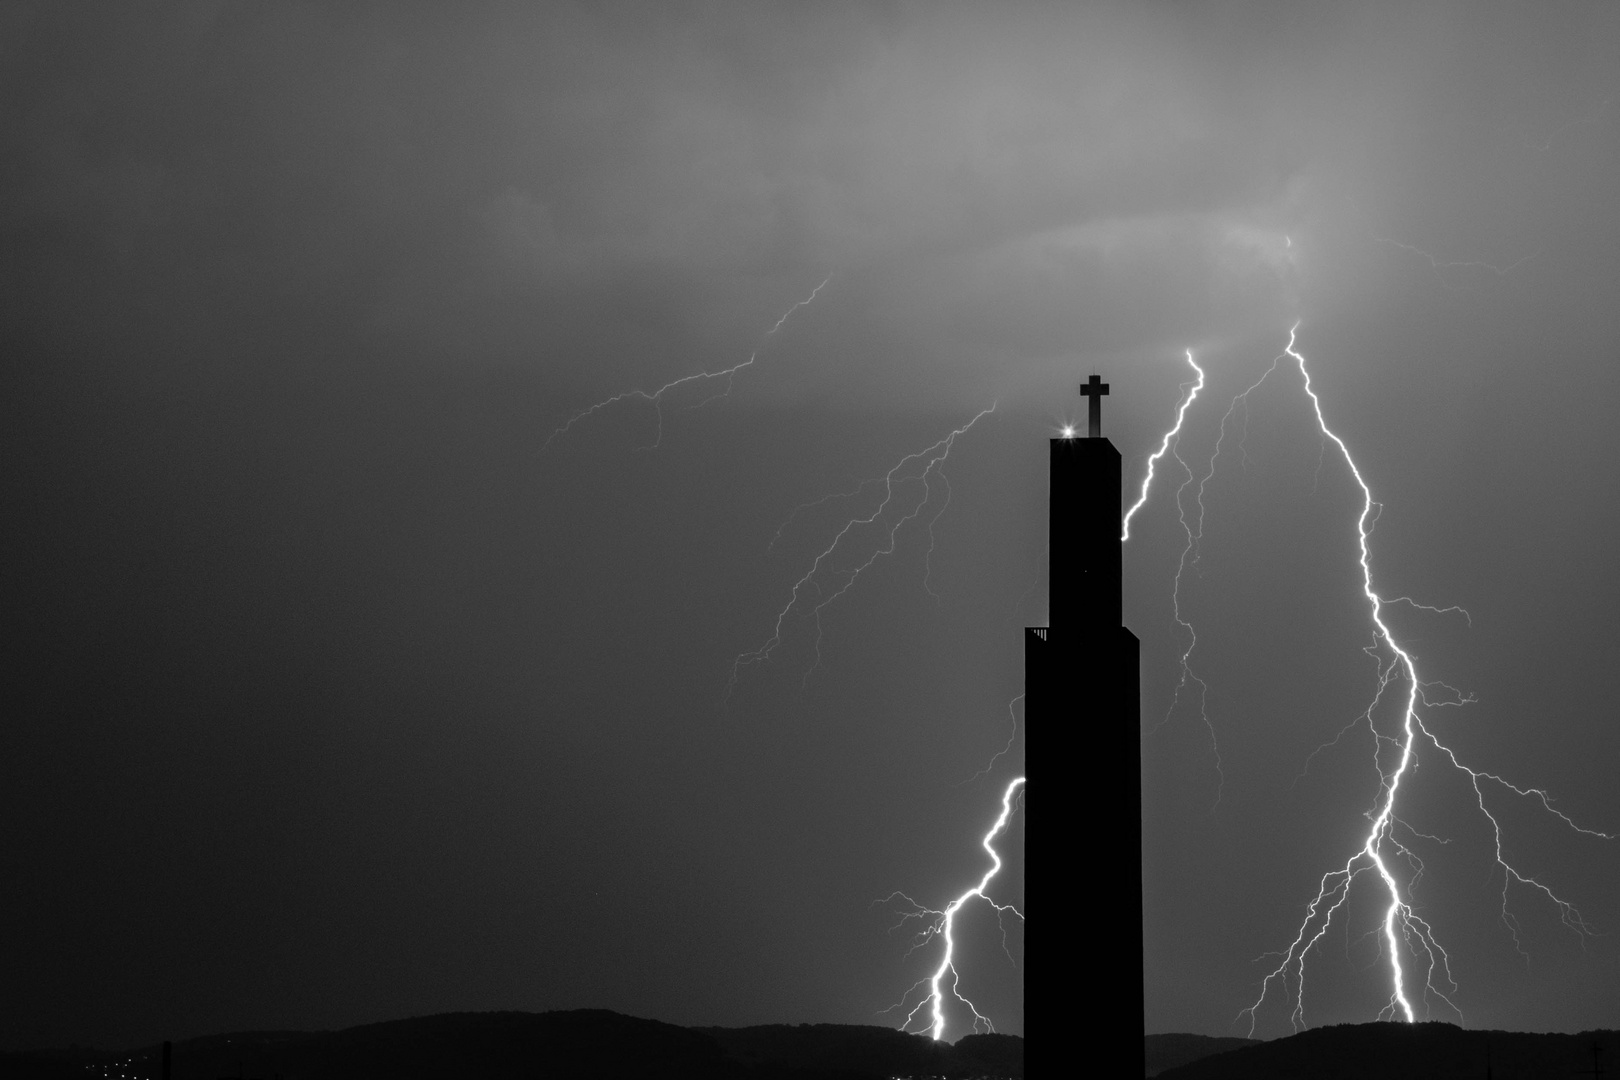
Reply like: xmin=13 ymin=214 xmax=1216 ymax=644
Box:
xmin=76 ymin=1012 xmax=732 ymax=1080
xmin=698 ymin=1022 xmax=1022 ymax=1076
xmin=953 ymin=1032 xmax=1024 ymax=1074
xmin=1 ymin=1011 xmax=1022 ymax=1080
xmin=1144 ymin=1033 xmax=1259 ymax=1075
xmin=0 ymin=1052 xmax=78 ymax=1080
xmin=1158 ymin=1021 xmax=1618 ymax=1079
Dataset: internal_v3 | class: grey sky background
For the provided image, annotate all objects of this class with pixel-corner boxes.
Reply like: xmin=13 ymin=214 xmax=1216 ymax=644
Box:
xmin=3 ymin=0 xmax=1618 ymax=1050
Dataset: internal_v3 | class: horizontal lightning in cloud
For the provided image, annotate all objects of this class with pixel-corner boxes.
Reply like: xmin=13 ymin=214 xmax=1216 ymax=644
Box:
xmin=1373 ymin=238 xmax=1541 ymax=291
xmin=1385 ymin=595 xmax=1473 ymax=627
xmin=543 ymin=276 xmax=829 ymax=450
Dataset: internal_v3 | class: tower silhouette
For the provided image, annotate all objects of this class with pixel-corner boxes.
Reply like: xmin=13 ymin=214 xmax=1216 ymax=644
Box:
xmin=1026 ymin=377 xmax=1142 ymax=1065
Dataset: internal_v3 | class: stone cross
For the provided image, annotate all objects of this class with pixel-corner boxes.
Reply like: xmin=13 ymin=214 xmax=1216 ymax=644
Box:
xmin=1080 ymin=374 xmax=1109 ymax=438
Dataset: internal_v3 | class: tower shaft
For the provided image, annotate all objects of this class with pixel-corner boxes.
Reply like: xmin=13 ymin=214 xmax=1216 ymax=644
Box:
xmin=1027 ymin=429 xmax=1141 ymax=1068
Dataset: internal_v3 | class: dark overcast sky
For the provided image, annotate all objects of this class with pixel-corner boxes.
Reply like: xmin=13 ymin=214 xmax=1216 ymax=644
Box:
xmin=4 ymin=0 xmax=1619 ymax=1052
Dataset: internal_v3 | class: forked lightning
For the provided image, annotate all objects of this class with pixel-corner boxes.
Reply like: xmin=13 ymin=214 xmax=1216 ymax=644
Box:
xmin=1124 ymin=352 xmax=1227 ymax=798
xmin=1136 ymin=326 xmax=1615 ymax=1033
xmin=729 ymin=405 xmax=995 ymax=694
xmin=880 ymin=776 xmax=1026 ymax=1041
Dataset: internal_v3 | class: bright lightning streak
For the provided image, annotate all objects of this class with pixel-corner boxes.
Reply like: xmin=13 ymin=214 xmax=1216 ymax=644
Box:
xmin=1128 ymin=350 xmax=1226 ymax=795
xmin=881 ymin=776 xmax=1026 ymax=1041
xmin=729 ymin=405 xmax=995 ymax=694
xmin=1238 ymin=325 xmax=1612 ymax=1035
xmin=1122 ymin=350 xmax=1205 ymax=540
xmin=542 ymin=276 xmax=830 ymax=450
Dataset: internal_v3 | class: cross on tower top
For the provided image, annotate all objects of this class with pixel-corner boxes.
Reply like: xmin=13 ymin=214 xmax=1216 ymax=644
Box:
xmin=1079 ymin=374 xmax=1109 ymax=437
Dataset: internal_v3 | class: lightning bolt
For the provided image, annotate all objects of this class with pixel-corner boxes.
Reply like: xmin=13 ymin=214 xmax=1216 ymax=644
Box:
xmin=880 ymin=775 xmax=1026 ymax=1041
xmin=964 ymin=694 xmax=1023 ymax=786
xmin=1125 ymin=351 xmax=1227 ymax=799
xmin=1227 ymin=325 xmax=1613 ymax=1035
xmin=542 ymin=276 xmax=830 ymax=450
xmin=729 ymin=404 xmax=995 ymax=695
xmin=1122 ymin=349 xmax=1206 ymax=541
xmin=1155 ymin=351 xmax=1297 ymax=798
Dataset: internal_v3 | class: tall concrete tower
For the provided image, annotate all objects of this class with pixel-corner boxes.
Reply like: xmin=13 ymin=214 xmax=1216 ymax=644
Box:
xmin=1026 ymin=375 xmax=1142 ymax=1065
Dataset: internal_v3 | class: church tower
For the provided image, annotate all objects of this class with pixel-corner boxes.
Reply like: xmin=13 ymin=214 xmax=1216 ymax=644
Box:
xmin=1026 ymin=374 xmax=1143 ymax=1064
